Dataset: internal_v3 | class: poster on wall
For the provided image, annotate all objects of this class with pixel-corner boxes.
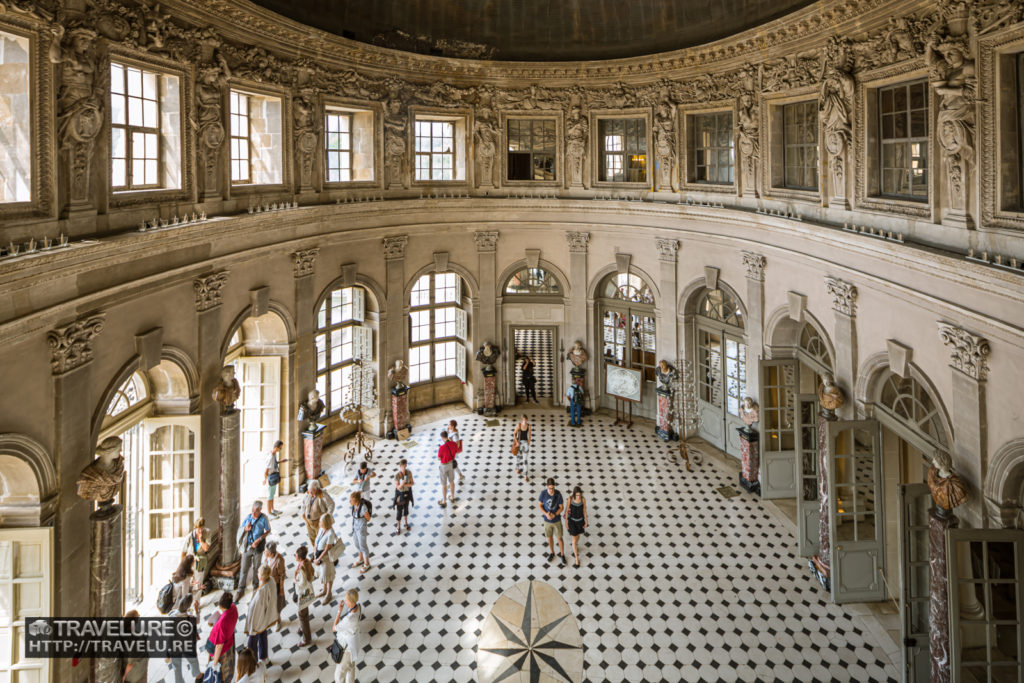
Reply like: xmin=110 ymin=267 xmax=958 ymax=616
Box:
xmin=605 ymin=364 xmax=643 ymax=403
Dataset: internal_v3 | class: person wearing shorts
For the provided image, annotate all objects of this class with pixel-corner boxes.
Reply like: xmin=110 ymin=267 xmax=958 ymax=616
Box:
xmin=448 ymin=420 xmax=465 ymax=484
xmin=513 ymin=416 xmax=532 ymax=482
xmin=393 ymin=459 xmax=414 ymax=535
xmin=264 ymin=440 xmax=285 ymax=516
xmin=538 ymin=478 xmax=566 ymax=566
xmin=437 ymin=431 xmax=458 ymax=507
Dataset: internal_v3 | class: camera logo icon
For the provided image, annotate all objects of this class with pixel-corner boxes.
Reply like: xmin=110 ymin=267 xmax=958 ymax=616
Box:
xmin=28 ymin=620 xmax=51 ymax=636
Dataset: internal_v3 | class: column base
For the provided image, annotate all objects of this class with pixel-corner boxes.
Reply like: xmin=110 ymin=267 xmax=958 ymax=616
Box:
xmin=738 ymin=474 xmax=761 ymax=496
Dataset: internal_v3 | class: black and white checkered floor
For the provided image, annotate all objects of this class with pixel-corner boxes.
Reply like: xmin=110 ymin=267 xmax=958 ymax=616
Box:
xmin=513 ymin=328 xmax=554 ymax=399
xmin=154 ymin=408 xmax=898 ymax=682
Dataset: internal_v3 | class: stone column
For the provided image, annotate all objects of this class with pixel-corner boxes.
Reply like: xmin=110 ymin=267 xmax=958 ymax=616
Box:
xmin=825 ymin=277 xmax=857 ymax=419
xmin=47 ymin=313 xmax=105 ymax=683
xmin=930 ymin=506 xmax=958 ymax=683
xmin=292 ymin=249 xmax=319 ymax=489
xmin=383 ymin=235 xmax=409 ymax=374
xmin=475 ymin=231 xmax=500 ymax=401
xmin=566 ymin=232 xmax=590 ymax=392
xmin=218 ymin=409 xmax=241 ymax=573
xmin=742 ymin=252 xmax=766 ymax=400
xmin=656 ymin=239 xmax=680 ymax=362
xmin=193 ymin=272 xmax=229 ymax=552
xmin=91 ymin=504 xmax=122 ymax=683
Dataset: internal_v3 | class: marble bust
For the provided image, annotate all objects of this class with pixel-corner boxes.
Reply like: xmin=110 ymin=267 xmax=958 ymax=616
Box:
xmin=298 ymin=389 xmax=325 ymax=424
xmin=739 ymin=397 xmax=760 ymax=428
xmin=928 ymin=451 xmax=968 ymax=514
xmin=212 ymin=365 xmax=241 ymax=413
xmin=566 ymin=341 xmax=589 ymax=369
xmin=77 ymin=436 xmax=126 ymax=508
xmin=387 ymin=359 xmax=410 ymax=393
xmin=476 ymin=342 xmax=500 ymax=375
xmin=817 ymin=373 xmax=845 ymax=417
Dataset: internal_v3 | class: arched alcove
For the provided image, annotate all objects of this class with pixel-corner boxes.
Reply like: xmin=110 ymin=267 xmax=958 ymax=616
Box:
xmin=0 ymin=434 xmax=56 ymax=526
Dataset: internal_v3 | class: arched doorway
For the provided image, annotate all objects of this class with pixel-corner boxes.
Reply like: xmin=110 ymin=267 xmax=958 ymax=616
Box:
xmin=687 ymin=284 xmax=746 ymax=457
xmin=501 ymin=265 xmax=564 ymax=407
xmin=597 ymin=271 xmax=657 ymax=416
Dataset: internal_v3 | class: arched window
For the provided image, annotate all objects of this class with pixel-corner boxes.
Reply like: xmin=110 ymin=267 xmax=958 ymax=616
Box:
xmin=315 ymin=286 xmax=373 ymax=415
xmin=409 ymin=272 xmax=467 ymax=384
xmin=875 ymin=372 xmax=949 ymax=452
xmin=105 ymin=372 xmax=148 ymax=421
xmin=798 ymin=323 xmax=833 ymax=374
xmin=599 ymin=272 xmax=655 ymax=382
xmin=697 ymin=287 xmax=744 ymax=327
xmin=504 ymin=267 xmax=562 ymax=296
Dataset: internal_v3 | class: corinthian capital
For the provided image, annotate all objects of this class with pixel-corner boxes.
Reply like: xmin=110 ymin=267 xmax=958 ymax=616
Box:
xmin=566 ymin=231 xmax=590 ymax=253
xmin=291 ymin=248 xmax=320 ymax=278
xmin=48 ymin=313 xmax=106 ymax=375
xmin=194 ymin=271 xmax=229 ymax=312
xmin=825 ymin=277 xmax=857 ymax=316
xmin=383 ymin=235 xmax=409 ymax=260
xmin=742 ymin=251 xmax=766 ymax=281
xmin=656 ymin=238 xmax=680 ymax=262
xmin=938 ymin=322 xmax=991 ymax=381
xmin=474 ymin=231 xmax=499 ymax=252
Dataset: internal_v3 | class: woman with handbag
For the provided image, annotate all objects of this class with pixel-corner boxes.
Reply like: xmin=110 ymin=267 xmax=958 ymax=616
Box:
xmin=293 ymin=545 xmax=316 ymax=647
xmin=182 ymin=518 xmax=210 ymax=617
xmin=243 ymin=566 xmax=278 ymax=669
xmin=313 ymin=513 xmax=338 ymax=599
xmin=261 ymin=541 xmax=287 ymax=631
xmin=263 ymin=440 xmax=285 ymax=516
xmin=332 ymin=588 xmax=363 ymax=683
xmin=512 ymin=415 xmax=532 ymax=482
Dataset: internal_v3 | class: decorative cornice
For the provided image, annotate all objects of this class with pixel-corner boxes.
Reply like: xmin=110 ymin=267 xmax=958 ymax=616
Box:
xmin=741 ymin=251 xmax=766 ymax=281
xmin=655 ymin=238 xmax=680 ymax=262
xmin=825 ymin=277 xmax=857 ymax=316
xmin=193 ymin=271 xmax=229 ymax=312
xmin=47 ymin=314 xmax=105 ymax=376
xmin=566 ymin=231 xmax=590 ymax=254
xmin=383 ymin=235 xmax=409 ymax=260
xmin=474 ymin=231 xmax=499 ymax=252
xmin=291 ymin=248 xmax=320 ymax=278
xmin=938 ymin=322 xmax=991 ymax=381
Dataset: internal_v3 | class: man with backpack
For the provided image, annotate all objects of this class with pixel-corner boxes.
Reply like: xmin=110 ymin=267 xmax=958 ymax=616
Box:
xmin=349 ymin=491 xmax=372 ymax=574
xmin=236 ymin=500 xmax=271 ymax=601
xmin=436 ymin=430 xmax=458 ymax=508
xmin=567 ymin=382 xmax=584 ymax=427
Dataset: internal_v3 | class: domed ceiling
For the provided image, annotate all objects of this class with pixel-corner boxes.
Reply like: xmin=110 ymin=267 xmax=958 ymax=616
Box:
xmin=249 ymin=0 xmax=818 ymax=61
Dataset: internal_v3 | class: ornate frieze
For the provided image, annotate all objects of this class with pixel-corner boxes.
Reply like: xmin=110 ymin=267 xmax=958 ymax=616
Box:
xmin=291 ymin=248 xmax=320 ymax=278
xmin=938 ymin=323 xmax=991 ymax=381
xmin=566 ymin=232 xmax=590 ymax=254
xmin=47 ymin=314 xmax=105 ymax=375
xmin=382 ymin=235 xmax=409 ymax=260
xmin=474 ymin=231 xmax=499 ymax=253
xmin=825 ymin=277 xmax=857 ymax=316
xmin=741 ymin=252 xmax=766 ymax=281
xmin=193 ymin=271 xmax=229 ymax=312
xmin=656 ymin=238 xmax=680 ymax=262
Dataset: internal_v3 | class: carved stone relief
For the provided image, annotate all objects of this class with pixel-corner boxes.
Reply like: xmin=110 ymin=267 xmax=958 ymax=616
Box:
xmin=382 ymin=235 xmax=409 ymax=260
xmin=291 ymin=248 xmax=320 ymax=278
xmin=565 ymin=231 xmax=590 ymax=253
xmin=825 ymin=277 xmax=857 ymax=317
xmin=564 ymin=101 xmax=589 ymax=189
xmin=819 ymin=37 xmax=855 ymax=207
xmin=742 ymin=252 xmax=766 ymax=281
xmin=653 ymin=97 xmax=677 ymax=192
xmin=473 ymin=98 xmax=499 ymax=189
xmin=195 ymin=53 xmax=230 ymax=199
xmin=937 ymin=322 xmax=991 ymax=381
xmin=474 ymin=231 xmax=499 ymax=252
xmin=293 ymin=89 xmax=319 ymax=191
xmin=737 ymin=64 xmax=760 ymax=197
xmin=193 ymin=271 xmax=229 ymax=312
xmin=47 ymin=313 xmax=105 ymax=375
xmin=383 ymin=85 xmax=409 ymax=190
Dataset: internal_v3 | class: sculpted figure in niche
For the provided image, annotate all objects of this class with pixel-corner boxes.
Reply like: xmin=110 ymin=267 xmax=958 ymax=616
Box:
xmin=49 ymin=25 xmax=103 ymax=202
xmin=819 ymin=37 xmax=855 ymax=193
xmin=565 ymin=104 xmax=589 ymax=187
xmin=654 ymin=101 xmax=676 ymax=191
xmin=927 ymin=33 xmax=975 ymax=209
xmin=387 ymin=359 xmax=410 ymax=393
xmin=474 ymin=104 xmax=499 ymax=188
xmin=384 ymin=96 xmax=408 ymax=190
xmin=476 ymin=342 xmax=501 ymax=375
xmin=77 ymin=437 xmax=126 ymax=508
xmin=817 ymin=373 xmax=845 ymax=417
xmin=212 ymin=365 xmax=241 ymax=414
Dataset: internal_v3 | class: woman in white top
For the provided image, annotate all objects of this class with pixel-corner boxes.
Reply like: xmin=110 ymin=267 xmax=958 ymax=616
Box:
xmin=313 ymin=513 xmax=338 ymax=598
xmin=332 ymin=588 xmax=364 ymax=683
xmin=244 ymin=565 xmax=278 ymax=667
xmin=234 ymin=647 xmax=257 ymax=683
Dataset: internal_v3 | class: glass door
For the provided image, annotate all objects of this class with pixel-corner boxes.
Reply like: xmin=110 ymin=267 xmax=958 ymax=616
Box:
xmin=0 ymin=528 xmax=51 ymax=683
xmin=898 ymin=483 xmax=930 ymax=683
xmin=237 ymin=356 xmax=281 ymax=510
xmin=723 ymin=334 xmax=746 ymax=458
xmin=696 ymin=327 xmax=724 ymax=450
xmin=796 ymin=394 xmax=820 ymax=557
xmin=121 ymin=422 xmax=145 ymax=606
xmin=759 ymin=359 xmax=797 ymax=498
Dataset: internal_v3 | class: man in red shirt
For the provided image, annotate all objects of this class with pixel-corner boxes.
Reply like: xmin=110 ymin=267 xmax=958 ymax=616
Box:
xmin=437 ymin=430 xmax=458 ymax=508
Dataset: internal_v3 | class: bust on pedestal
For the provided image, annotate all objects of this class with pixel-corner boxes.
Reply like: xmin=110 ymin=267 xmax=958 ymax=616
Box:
xmin=655 ymin=360 xmax=677 ymax=441
xmin=386 ymin=360 xmax=410 ymax=439
xmin=476 ymin=342 xmax=501 ymax=416
xmin=928 ymin=451 xmax=968 ymax=683
xmin=78 ymin=436 xmax=126 ymax=683
xmin=737 ymin=397 xmax=761 ymax=494
xmin=298 ymin=389 xmax=326 ymax=484
xmin=212 ymin=365 xmax=242 ymax=580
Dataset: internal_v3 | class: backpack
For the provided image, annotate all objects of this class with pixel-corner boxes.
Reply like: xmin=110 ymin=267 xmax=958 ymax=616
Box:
xmin=359 ymin=499 xmax=373 ymax=519
xmin=156 ymin=581 xmax=174 ymax=614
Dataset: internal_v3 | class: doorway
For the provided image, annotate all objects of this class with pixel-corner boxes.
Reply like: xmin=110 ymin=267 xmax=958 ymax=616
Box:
xmin=512 ymin=327 xmax=555 ymax=406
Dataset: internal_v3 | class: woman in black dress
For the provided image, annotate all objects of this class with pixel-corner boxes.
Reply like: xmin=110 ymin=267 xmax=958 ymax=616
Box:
xmin=521 ymin=354 xmax=538 ymax=403
xmin=565 ymin=485 xmax=588 ymax=568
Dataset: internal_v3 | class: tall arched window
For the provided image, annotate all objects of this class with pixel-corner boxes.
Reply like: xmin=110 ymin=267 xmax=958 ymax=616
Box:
xmin=104 ymin=372 xmax=148 ymax=423
xmin=409 ymin=272 xmax=467 ymax=384
xmin=693 ymin=285 xmax=746 ymax=457
xmin=315 ymin=286 xmax=373 ymax=415
xmin=599 ymin=272 xmax=656 ymax=382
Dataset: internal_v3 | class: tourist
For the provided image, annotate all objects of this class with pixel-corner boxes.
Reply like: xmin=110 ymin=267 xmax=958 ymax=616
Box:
xmin=313 ymin=513 xmax=339 ymax=598
xmin=392 ymin=459 xmax=414 ymax=535
xmin=565 ymin=486 xmax=589 ymax=568
xmin=566 ymin=381 xmax=584 ymax=427
xmin=294 ymin=545 xmax=316 ymax=647
xmin=303 ymin=479 xmax=336 ymax=547
xmin=521 ymin=354 xmax=538 ymax=403
xmin=448 ymin=419 xmax=465 ymax=484
xmin=512 ymin=415 xmax=532 ymax=482
xmin=262 ymin=540 xmax=287 ymax=630
xmin=244 ymin=565 xmax=278 ymax=669
xmin=436 ymin=430 xmax=457 ymax=507
xmin=170 ymin=555 xmax=195 ymax=617
xmin=237 ymin=500 xmax=271 ymax=601
xmin=166 ymin=595 xmax=200 ymax=683
xmin=538 ymin=477 xmax=566 ymax=566
xmin=206 ymin=592 xmax=238 ymax=681
xmin=350 ymin=491 xmax=372 ymax=573
xmin=234 ymin=647 xmax=257 ymax=683
xmin=264 ymin=440 xmax=285 ymax=516
xmin=332 ymin=588 xmax=364 ymax=683
xmin=121 ymin=610 xmax=147 ymax=682
xmin=351 ymin=460 xmax=376 ymax=493
xmin=181 ymin=518 xmax=210 ymax=618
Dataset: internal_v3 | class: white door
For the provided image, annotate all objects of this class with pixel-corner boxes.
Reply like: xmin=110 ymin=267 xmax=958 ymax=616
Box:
xmin=898 ymin=483 xmax=930 ymax=683
xmin=237 ymin=356 xmax=281 ymax=509
xmin=121 ymin=422 xmax=146 ymax=607
xmin=796 ymin=393 xmax=820 ymax=557
xmin=827 ymin=419 xmax=886 ymax=604
xmin=0 ymin=528 xmax=51 ymax=683
xmin=759 ymin=359 xmax=797 ymax=498
xmin=722 ymin=335 xmax=746 ymax=458
xmin=143 ymin=416 xmax=200 ymax=594
xmin=696 ymin=327 xmax=725 ymax=450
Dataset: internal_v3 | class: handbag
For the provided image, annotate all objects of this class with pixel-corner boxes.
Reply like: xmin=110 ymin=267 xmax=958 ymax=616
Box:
xmin=510 ymin=442 xmax=520 ymax=456
xmin=328 ymin=536 xmax=346 ymax=563
xmin=268 ymin=471 xmax=281 ymax=486
xmin=202 ymin=666 xmax=223 ymax=683
xmin=329 ymin=640 xmax=344 ymax=664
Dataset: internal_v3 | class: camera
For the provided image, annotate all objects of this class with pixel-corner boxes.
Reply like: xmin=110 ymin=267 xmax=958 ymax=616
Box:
xmin=28 ymin=620 xmax=51 ymax=636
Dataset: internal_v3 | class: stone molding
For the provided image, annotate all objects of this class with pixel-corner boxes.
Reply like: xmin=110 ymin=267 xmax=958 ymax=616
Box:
xmin=566 ymin=231 xmax=590 ymax=253
xmin=474 ymin=231 xmax=499 ymax=252
xmin=741 ymin=251 xmax=766 ymax=281
xmin=938 ymin=322 xmax=991 ymax=381
xmin=825 ymin=277 xmax=857 ymax=316
xmin=47 ymin=313 xmax=105 ymax=375
xmin=193 ymin=271 xmax=229 ymax=312
xmin=655 ymin=238 xmax=680 ymax=262
xmin=383 ymin=236 xmax=409 ymax=260
xmin=291 ymin=248 xmax=320 ymax=278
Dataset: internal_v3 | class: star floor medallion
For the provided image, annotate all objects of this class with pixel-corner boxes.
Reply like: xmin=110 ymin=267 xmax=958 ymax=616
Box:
xmin=478 ymin=580 xmax=584 ymax=683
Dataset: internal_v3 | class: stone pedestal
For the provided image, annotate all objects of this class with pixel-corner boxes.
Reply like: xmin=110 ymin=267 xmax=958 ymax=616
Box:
xmin=655 ymin=389 xmax=674 ymax=441
xmin=303 ymin=425 xmax=325 ymax=481
xmin=811 ymin=411 xmax=837 ymax=590
xmin=91 ymin=504 xmax=123 ymax=683
xmin=217 ymin=410 xmax=240 ymax=571
xmin=391 ymin=387 xmax=410 ymax=435
xmin=930 ymin=507 xmax=957 ymax=683
xmin=483 ymin=372 xmax=497 ymax=417
xmin=738 ymin=429 xmax=760 ymax=495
